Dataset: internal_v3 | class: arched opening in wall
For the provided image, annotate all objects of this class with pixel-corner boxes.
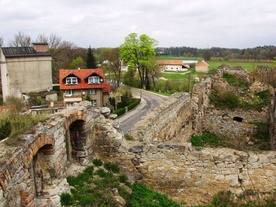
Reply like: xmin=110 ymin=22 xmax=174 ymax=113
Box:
xmin=66 ymin=120 xmax=86 ymax=163
xmin=233 ymin=116 xmax=243 ymax=122
xmin=31 ymin=144 xmax=54 ymax=200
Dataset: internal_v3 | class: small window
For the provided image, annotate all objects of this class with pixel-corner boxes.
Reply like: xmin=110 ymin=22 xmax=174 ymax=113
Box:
xmin=66 ymin=77 xmax=78 ymax=85
xmin=89 ymin=89 xmax=96 ymax=95
xmin=65 ymin=90 xmax=73 ymax=96
xmin=88 ymin=76 xmax=100 ymax=84
xmin=91 ymin=100 xmax=97 ymax=106
xmin=66 ymin=102 xmax=73 ymax=107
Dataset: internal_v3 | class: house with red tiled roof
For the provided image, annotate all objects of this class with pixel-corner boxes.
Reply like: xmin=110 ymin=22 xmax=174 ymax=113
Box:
xmin=157 ymin=60 xmax=187 ymax=72
xmin=59 ymin=69 xmax=111 ymax=107
xmin=195 ymin=60 xmax=209 ymax=73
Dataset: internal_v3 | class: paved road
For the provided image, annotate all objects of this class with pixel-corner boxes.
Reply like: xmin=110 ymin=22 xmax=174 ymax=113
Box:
xmin=118 ymin=88 xmax=169 ymax=134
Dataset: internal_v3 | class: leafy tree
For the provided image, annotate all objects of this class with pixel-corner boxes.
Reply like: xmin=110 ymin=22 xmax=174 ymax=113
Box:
xmin=69 ymin=56 xmax=85 ymax=69
xmin=202 ymin=49 xmax=212 ymax=61
xmin=147 ymin=56 xmax=160 ymax=91
xmin=123 ymin=65 xmax=140 ymax=87
xmin=86 ymin=46 xmax=97 ymax=68
xmin=273 ymin=57 xmax=276 ymax=65
xmin=100 ymin=48 xmax=122 ymax=88
xmin=8 ymin=31 xmax=31 ymax=47
xmin=120 ymin=33 xmax=158 ymax=89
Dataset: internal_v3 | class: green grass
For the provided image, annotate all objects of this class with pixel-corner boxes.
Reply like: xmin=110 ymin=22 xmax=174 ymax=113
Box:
xmin=208 ymin=60 xmax=273 ymax=71
xmin=191 ymin=131 xmax=221 ymax=147
xmin=61 ymin=160 xmax=180 ymax=207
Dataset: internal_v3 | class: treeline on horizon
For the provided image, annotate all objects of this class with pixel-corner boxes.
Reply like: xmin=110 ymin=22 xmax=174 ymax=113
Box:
xmin=155 ymin=45 xmax=276 ymax=61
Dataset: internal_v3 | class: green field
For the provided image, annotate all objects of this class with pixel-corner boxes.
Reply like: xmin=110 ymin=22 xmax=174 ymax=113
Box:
xmin=157 ymin=55 xmax=274 ymax=71
xmin=208 ymin=60 xmax=274 ymax=71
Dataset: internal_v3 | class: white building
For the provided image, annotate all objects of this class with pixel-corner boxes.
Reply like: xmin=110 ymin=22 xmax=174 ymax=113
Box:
xmin=0 ymin=43 xmax=52 ymax=101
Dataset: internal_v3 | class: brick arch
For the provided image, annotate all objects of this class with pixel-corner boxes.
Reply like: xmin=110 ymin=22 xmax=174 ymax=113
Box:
xmin=63 ymin=109 xmax=87 ymax=131
xmin=0 ymin=134 xmax=55 ymax=195
xmin=24 ymin=134 xmax=55 ymax=168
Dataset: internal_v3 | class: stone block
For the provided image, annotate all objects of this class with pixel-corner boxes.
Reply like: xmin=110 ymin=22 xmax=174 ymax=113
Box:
xmin=76 ymin=151 xmax=87 ymax=158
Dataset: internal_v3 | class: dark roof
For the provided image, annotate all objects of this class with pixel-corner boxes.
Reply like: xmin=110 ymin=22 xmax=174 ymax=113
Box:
xmin=1 ymin=47 xmax=51 ymax=58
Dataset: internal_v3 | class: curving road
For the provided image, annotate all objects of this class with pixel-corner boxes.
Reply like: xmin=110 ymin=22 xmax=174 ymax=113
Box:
xmin=118 ymin=88 xmax=169 ymax=134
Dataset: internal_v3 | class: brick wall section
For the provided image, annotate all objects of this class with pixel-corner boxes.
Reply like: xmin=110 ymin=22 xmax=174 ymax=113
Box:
xmin=0 ymin=101 xmax=105 ymax=207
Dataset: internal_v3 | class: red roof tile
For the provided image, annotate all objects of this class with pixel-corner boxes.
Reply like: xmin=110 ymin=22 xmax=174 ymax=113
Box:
xmin=157 ymin=60 xmax=183 ymax=65
xmin=59 ymin=69 xmax=111 ymax=91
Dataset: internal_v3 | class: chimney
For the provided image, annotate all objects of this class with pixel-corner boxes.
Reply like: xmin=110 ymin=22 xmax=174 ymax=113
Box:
xmin=32 ymin=43 xmax=49 ymax=52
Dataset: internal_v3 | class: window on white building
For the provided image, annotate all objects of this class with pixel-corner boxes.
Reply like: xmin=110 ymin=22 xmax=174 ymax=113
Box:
xmin=88 ymin=76 xmax=100 ymax=84
xmin=66 ymin=77 xmax=78 ymax=85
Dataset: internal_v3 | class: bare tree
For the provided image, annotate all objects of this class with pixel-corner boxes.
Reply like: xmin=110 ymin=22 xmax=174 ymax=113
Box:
xmin=8 ymin=31 xmax=31 ymax=47
xmin=36 ymin=33 xmax=48 ymax=43
xmin=100 ymin=48 xmax=122 ymax=88
xmin=36 ymin=33 xmax=62 ymax=49
xmin=49 ymin=33 xmax=62 ymax=49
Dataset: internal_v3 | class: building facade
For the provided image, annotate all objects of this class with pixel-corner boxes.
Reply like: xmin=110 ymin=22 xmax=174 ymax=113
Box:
xmin=195 ymin=60 xmax=209 ymax=72
xmin=157 ymin=60 xmax=186 ymax=72
xmin=59 ymin=69 xmax=111 ymax=107
xmin=0 ymin=43 xmax=52 ymax=101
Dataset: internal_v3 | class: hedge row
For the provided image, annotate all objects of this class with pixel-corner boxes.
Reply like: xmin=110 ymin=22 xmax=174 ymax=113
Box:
xmin=112 ymin=98 xmax=141 ymax=117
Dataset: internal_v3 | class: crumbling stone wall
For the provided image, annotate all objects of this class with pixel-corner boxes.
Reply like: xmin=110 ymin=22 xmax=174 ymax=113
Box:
xmin=0 ymin=102 xmax=114 ymax=207
xmin=270 ymin=89 xmax=276 ymax=150
xmin=129 ymin=93 xmax=193 ymax=142
xmin=103 ymin=65 xmax=276 ymax=205
xmin=116 ymin=143 xmax=276 ymax=206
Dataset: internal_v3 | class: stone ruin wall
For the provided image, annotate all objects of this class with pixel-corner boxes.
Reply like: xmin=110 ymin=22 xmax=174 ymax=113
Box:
xmin=129 ymin=92 xmax=193 ymax=143
xmin=1 ymin=65 xmax=276 ymax=206
xmin=194 ymin=66 xmax=272 ymax=140
xmin=103 ymin=66 xmax=276 ymax=205
xmin=117 ymin=143 xmax=276 ymax=206
xmin=0 ymin=102 xmax=121 ymax=207
xmin=271 ymin=89 xmax=276 ymax=150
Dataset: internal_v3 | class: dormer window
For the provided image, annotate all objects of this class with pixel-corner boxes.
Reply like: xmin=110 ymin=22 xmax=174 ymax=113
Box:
xmin=66 ymin=77 xmax=78 ymax=85
xmin=88 ymin=76 xmax=100 ymax=84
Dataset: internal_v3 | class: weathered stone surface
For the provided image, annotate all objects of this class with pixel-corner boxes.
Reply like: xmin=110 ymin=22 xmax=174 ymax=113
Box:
xmin=1 ymin=66 xmax=276 ymax=206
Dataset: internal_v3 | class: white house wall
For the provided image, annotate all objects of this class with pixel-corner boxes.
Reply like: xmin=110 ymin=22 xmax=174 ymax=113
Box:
xmin=0 ymin=50 xmax=9 ymax=101
xmin=161 ymin=64 xmax=187 ymax=72
xmin=4 ymin=56 xmax=52 ymax=100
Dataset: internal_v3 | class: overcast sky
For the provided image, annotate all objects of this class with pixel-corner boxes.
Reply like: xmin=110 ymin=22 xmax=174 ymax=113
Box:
xmin=1 ymin=0 xmax=276 ymax=49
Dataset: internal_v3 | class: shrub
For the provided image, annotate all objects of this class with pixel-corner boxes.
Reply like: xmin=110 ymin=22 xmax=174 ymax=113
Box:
xmin=131 ymin=183 xmax=180 ymax=207
xmin=124 ymin=134 xmax=134 ymax=140
xmin=96 ymin=168 xmax=108 ymax=178
xmin=112 ymin=107 xmax=126 ymax=117
xmin=127 ymin=98 xmax=141 ymax=111
xmin=79 ymin=194 xmax=95 ymax=206
xmin=119 ymin=174 xmax=129 ymax=183
xmin=83 ymin=166 xmax=94 ymax=175
xmin=104 ymin=162 xmax=120 ymax=173
xmin=60 ymin=193 xmax=73 ymax=206
xmin=191 ymin=135 xmax=203 ymax=147
xmin=212 ymin=191 xmax=233 ymax=207
xmin=210 ymin=90 xmax=240 ymax=109
xmin=0 ymin=114 xmax=11 ymax=140
xmin=255 ymin=90 xmax=271 ymax=107
xmin=93 ymin=158 xmax=103 ymax=167
xmin=191 ymin=132 xmax=220 ymax=147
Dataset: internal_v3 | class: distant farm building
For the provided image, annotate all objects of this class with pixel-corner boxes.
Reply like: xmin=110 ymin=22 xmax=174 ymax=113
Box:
xmin=195 ymin=60 xmax=209 ymax=73
xmin=157 ymin=60 xmax=187 ymax=72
